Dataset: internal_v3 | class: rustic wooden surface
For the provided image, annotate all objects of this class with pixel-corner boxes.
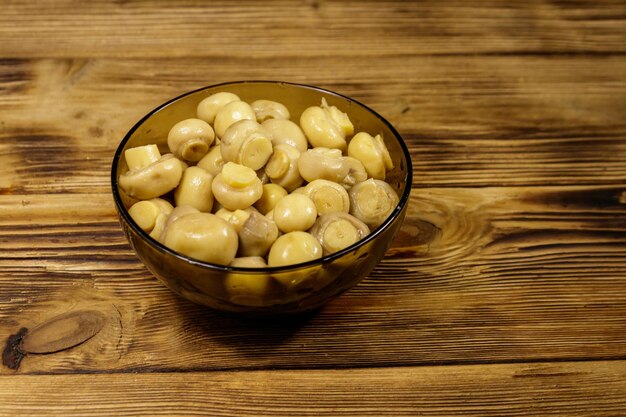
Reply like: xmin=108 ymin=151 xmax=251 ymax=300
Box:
xmin=1 ymin=0 xmax=625 ymax=416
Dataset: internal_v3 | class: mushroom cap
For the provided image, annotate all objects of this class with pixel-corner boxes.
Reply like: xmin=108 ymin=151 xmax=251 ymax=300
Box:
xmin=162 ymin=212 xmax=238 ymax=265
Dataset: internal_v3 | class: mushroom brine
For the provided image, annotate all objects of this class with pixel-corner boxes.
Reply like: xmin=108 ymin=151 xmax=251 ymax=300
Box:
xmin=119 ymin=93 xmax=399 ymax=267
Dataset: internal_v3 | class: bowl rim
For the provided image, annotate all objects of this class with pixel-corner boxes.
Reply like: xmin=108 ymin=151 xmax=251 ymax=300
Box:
xmin=111 ymin=80 xmax=413 ymax=274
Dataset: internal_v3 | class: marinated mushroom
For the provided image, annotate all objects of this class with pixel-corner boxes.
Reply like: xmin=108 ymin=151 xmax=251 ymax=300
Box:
xmin=124 ymin=144 xmax=161 ymax=171
xmin=297 ymin=147 xmax=349 ymax=183
xmin=174 ymin=166 xmax=214 ymax=212
xmin=264 ymin=144 xmax=303 ymax=192
xmin=347 ymin=132 xmax=393 ymax=180
xmin=220 ymin=119 xmax=273 ymax=170
xmin=340 ymin=156 xmax=368 ymax=189
xmin=119 ymin=153 xmax=183 ymax=200
xmin=254 ymin=183 xmax=288 ymax=215
xmin=214 ymin=100 xmax=256 ymax=138
xmin=196 ymin=144 xmax=224 ymax=177
xmin=128 ymin=198 xmax=174 ymax=237
xmin=162 ymin=212 xmax=238 ymax=265
xmin=302 ymin=179 xmax=350 ymax=215
xmin=214 ymin=206 xmax=258 ymax=232
xmin=273 ymin=193 xmax=317 ymax=233
xmin=196 ymin=92 xmax=240 ymax=124
xmin=267 ymin=231 xmax=323 ymax=267
xmin=309 ymin=212 xmax=370 ymax=256
xmin=299 ymin=98 xmax=353 ymax=150
xmin=167 ymin=118 xmax=215 ymax=162
xmin=262 ymin=119 xmax=308 ymax=152
xmin=211 ymin=162 xmax=263 ymax=210
xmin=238 ymin=212 xmax=280 ymax=257
xmin=224 ymin=269 xmax=272 ymax=306
xmin=349 ymin=178 xmax=399 ymax=229
xmin=251 ymin=99 xmax=290 ymax=122
xmin=159 ymin=205 xmax=199 ymax=243
xmin=229 ymin=256 xmax=267 ymax=268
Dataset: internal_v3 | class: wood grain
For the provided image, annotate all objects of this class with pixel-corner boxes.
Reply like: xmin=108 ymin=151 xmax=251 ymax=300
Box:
xmin=1 ymin=56 xmax=625 ymax=194
xmin=1 ymin=184 xmax=624 ymax=374
xmin=0 ymin=0 xmax=624 ymax=59
xmin=1 ymin=0 xmax=625 ymax=413
xmin=1 ymin=361 xmax=625 ymax=416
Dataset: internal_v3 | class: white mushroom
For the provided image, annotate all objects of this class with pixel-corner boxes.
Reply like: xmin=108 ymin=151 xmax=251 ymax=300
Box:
xmin=211 ymin=162 xmax=264 ymax=211
xmin=214 ymin=100 xmax=256 ymax=138
xmin=167 ymin=118 xmax=215 ymax=162
xmin=119 ymin=153 xmax=184 ymax=200
xmin=262 ymin=118 xmax=308 ymax=152
xmin=174 ymin=166 xmax=214 ymax=212
xmin=348 ymin=178 xmax=399 ymax=229
xmin=299 ymin=98 xmax=353 ymax=150
xmin=251 ymin=99 xmax=290 ymax=122
xmin=162 ymin=212 xmax=238 ymax=265
xmin=297 ymin=147 xmax=349 ymax=183
xmin=238 ymin=212 xmax=280 ymax=257
xmin=128 ymin=198 xmax=174 ymax=240
xmin=196 ymin=92 xmax=240 ymax=124
xmin=220 ymin=119 xmax=273 ymax=170
xmin=301 ymin=179 xmax=350 ymax=215
xmin=254 ymin=183 xmax=288 ymax=215
xmin=309 ymin=212 xmax=370 ymax=256
xmin=347 ymin=132 xmax=394 ymax=180
xmin=264 ymin=144 xmax=303 ymax=192
xmin=196 ymin=144 xmax=224 ymax=177
xmin=272 ymin=193 xmax=317 ymax=233
xmin=267 ymin=231 xmax=323 ymax=267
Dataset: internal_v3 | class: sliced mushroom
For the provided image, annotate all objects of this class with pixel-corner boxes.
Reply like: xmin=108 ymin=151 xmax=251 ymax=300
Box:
xmin=309 ymin=212 xmax=370 ymax=256
xmin=348 ymin=178 xmax=400 ymax=229
xmin=299 ymin=98 xmax=353 ymax=150
xmin=302 ymin=179 xmax=350 ymax=215
xmin=238 ymin=212 xmax=280 ymax=257
xmin=167 ymin=118 xmax=215 ymax=162
xmin=162 ymin=212 xmax=238 ymax=265
xmin=211 ymin=162 xmax=263 ymax=210
xmin=251 ymin=99 xmax=290 ymax=122
xmin=196 ymin=144 xmax=224 ymax=177
xmin=262 ymin=118 xmax=308 ymax=152
xmin=124 ymin=144 xmax=161 ymax=171
xmin=174 ymin=166 xmax=214 ymax=212
xmin=273 ymin=193 xmax=317 ymax=233
xmin=196 ymin=91 xmax=240 ymax=124
xmin=267 ymin=231 xmax=323 ymax=267
xmin=220 ymin=119 xmax=273 ymax=170
xmin=119 ymin=153 xmax=183 ymax=200
xmin=297 ymin=147 xmax=349 ymax=183
xmin=254 ymin=183 xmax=288 ymax=215
xmin=264 ymin=144 xmax=303 ymax=192
xmin=128 ymin=198 xmax=174 ymax=236
xmin=214 ymin=100 xmax=256 ymax=138
xmin=347 ymin=132 xmax=394 ymax=180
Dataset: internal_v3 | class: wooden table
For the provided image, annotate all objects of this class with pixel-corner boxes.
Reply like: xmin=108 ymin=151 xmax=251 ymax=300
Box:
xmin=1 ymin=1 xmax=625 ymax=415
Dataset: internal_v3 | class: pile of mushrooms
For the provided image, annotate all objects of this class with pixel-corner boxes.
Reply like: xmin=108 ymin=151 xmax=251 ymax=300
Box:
xmin=119 ymin=92 xmax=399 ymax=271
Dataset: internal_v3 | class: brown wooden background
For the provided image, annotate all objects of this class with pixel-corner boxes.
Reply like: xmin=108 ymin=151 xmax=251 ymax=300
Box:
xmin=1 ymin=1 xmax=625 ymax=415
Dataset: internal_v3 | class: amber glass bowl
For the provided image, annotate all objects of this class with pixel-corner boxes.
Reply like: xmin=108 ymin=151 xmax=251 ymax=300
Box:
xmin=111 ymin=81 xmax=412 ymax=315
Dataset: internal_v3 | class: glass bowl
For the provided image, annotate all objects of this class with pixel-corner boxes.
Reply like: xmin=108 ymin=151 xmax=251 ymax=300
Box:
xmin=111 ymin=81 xmax=412 ymax=315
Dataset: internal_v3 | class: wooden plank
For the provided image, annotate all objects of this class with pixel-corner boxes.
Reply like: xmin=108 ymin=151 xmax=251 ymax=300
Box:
xmin=1 ymin=56 xmax=625 ymax=194
xmin=1 ymin=185 xmax=625 ymax=373
xmin=0 ymin=361 xmax=625 ymax=416
xmin=0 ymin=0 xmax=624 ymax=59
